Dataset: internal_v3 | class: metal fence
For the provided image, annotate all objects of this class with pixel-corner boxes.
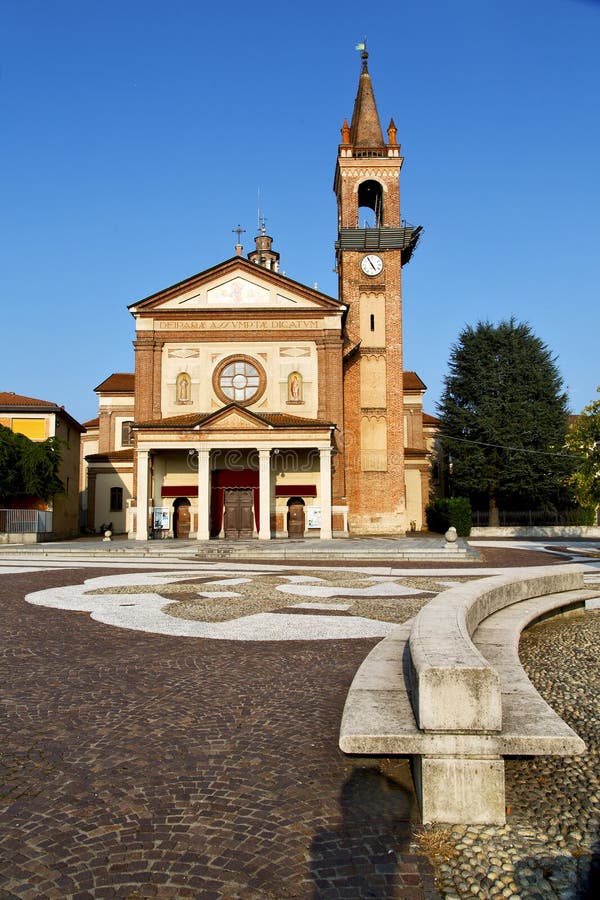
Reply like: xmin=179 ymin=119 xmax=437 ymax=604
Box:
xmin=471 ymin=509 xmax=596 ymax=527
xmin=0 ymin=509 xmax=52 ymax=533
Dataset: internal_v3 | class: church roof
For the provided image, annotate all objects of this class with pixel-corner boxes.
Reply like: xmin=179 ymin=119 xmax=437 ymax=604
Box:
xmin=349 ymin=50 xmax=384 ymax=148
xmin=94 ymin=373 xmax=135 ymax=394
xmin=129 ymin=255 xmax=342 ymax=313
xmin=135 ymin=406 xmax=334 ymax=431
xmin=85 ymin=449 xmax=134 ymax=462
xmin=423 ymin=412 xmax=440 ymax=425
xmin=403 ymin=372 xmax=427 ymax=391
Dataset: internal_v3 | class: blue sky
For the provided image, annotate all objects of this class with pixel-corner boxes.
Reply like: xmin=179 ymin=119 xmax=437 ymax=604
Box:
xmin=2 ymin=0 xmax=599 ymax=423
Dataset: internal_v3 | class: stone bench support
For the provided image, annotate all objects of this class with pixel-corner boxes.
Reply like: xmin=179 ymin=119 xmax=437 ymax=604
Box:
xmin=340 ymin=565 xmax=596 ymax=825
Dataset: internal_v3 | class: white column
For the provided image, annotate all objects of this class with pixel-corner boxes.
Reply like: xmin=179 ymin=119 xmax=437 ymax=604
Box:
xmin=197 ymin=448 xmax=210 ymax=541
xmin=258 ymin=448 xmax=271 ymax=540
xmin=319 ymin=447 xmax=333 ymax=540
xmin=136 ymin=450 xmax=149 ymax=541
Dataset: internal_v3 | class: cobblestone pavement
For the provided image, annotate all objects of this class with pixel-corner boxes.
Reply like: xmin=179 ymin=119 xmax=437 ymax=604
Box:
xmin=1 ymin=566 xmax=438 ymax=900
xmin=0 ymin=544 xmax=598 ymax=899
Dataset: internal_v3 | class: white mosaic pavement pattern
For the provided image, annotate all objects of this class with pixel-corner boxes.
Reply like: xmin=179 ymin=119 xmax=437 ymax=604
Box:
xmin=24 ymin=570 xmax=406 ymax=641
xmin=14 ymin=540 xmax=600 ymax=640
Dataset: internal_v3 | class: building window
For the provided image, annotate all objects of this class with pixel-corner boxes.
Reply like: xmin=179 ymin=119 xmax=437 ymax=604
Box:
xmin=176 ymin=372 xmax=192 ymax=403
xmin=110 ymin=487 xmax=123 ymax=512
xmin=213 ymin=355 xmax=266 ymax=406
xmin=121 ymin=420 xmax=134 ymax=447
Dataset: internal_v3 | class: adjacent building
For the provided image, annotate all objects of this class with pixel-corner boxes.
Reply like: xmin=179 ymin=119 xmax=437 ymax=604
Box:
xmin=0 ymin=391 xmax=83 ymax=539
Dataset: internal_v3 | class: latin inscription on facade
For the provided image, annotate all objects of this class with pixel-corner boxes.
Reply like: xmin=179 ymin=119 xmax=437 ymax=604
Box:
xmin=157 ymin=319 xmax=321 ymax=331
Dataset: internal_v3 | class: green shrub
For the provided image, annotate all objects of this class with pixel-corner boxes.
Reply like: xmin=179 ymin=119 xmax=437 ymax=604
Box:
xmin=567 ymin=506 xmax=596 ymax=526
xmin=426 ymin=498 xmax=472 ymax=537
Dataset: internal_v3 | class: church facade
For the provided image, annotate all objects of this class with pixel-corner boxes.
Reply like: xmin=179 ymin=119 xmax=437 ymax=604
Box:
xmin=82 ymin=52 xmax=435 ymax=540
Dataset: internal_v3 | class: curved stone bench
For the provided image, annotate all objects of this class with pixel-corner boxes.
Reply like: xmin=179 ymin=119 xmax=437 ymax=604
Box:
xmin=340 ymin=565 xmax=597 ymax=824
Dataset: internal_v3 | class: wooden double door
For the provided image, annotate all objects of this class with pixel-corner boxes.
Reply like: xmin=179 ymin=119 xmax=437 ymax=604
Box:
xmin=223 ymin=488 xmax=254 ymax=539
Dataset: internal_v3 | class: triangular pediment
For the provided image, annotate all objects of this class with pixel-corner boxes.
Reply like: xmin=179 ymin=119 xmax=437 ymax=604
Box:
xmin=129 ymin=256 xmax=342 ymax=315
xmin=199 ymin=404 xmax=272 ymax=432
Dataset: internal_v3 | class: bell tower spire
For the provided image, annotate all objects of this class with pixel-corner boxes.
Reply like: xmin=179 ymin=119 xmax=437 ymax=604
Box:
xmin=349 ymin=46 xmax=384 ymax=148
xmin=335 ymin=48 xmax=422 ymax=534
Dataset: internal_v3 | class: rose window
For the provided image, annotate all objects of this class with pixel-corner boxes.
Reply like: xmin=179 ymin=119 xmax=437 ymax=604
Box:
xmin=213 ymin=356 xmax=266 ymax=406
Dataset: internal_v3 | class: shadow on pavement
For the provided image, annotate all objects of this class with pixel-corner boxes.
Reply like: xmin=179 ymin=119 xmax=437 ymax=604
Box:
xmin=309 ymin=765 xmax=420 ymax=898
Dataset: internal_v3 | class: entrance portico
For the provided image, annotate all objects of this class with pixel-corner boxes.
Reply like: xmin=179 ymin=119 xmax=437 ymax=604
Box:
xmin=132 ymin=405 xmax=337 ymax=541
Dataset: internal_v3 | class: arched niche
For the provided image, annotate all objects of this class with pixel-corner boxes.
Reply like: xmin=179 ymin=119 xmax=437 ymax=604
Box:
xmin=176 ymin=372 xmax=192 ymax=403
xmin=288 ymin=371 xmax=303 ymax=402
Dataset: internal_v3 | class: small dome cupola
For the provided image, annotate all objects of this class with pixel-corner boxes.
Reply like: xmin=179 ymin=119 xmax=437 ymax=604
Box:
xmin=247 ymin=219 xmax=280 ymax=272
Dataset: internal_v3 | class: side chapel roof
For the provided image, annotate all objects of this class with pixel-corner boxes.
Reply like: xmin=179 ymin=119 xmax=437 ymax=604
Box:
xmin=94 ymin=373 xmax=135 ymax=394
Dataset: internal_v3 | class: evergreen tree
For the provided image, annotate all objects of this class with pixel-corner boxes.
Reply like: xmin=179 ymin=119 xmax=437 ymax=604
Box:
xmin=566 ymin=388 xmax=600 ymax=511
xmin=438 ymin=318 xmax=572 ymax=520
xmin=0 ymin=426 xmax=21 ymax=504
xmin=0 ymin=425 xmax=63 ymax=504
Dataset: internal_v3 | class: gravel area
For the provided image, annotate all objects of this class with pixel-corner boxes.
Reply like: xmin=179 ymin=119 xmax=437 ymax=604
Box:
xmin=417 ymin=609 xmax=600 ymax=899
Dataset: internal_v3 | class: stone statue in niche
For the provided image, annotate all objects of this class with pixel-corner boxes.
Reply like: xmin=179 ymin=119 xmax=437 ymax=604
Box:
xmin=176 ymin=372 xmax=192 ymax=403
xmin=288 ymin=371 xmax=302 ymax=402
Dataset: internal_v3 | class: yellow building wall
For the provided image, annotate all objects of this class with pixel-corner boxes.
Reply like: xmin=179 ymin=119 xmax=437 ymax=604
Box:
xmin=11 ymin=418 xmax=48 ymax=440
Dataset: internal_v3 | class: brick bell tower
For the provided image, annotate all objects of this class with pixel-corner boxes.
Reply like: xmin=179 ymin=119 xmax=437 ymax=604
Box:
xmin=335 ymin=48 xmax=421 ymax=533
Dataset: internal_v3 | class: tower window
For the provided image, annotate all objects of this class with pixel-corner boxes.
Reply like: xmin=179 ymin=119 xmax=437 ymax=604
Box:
xmin=358 ymin=179 xmax=384 ymax=227
xmin=370 ymin=314 xmax=375 ymax=332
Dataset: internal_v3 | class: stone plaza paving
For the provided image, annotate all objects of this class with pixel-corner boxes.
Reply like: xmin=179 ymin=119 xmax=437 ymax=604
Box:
xmin=0 ymin=540 xmax=598 ymax=899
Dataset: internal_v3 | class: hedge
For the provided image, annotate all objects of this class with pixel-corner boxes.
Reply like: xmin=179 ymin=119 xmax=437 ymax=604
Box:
xmin=426 ymin=498 xmax=472 ymax=537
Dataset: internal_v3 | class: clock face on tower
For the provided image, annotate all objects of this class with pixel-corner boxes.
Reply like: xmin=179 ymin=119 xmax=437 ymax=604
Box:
xmin=360 ymin=253 xmax=384 ymax=276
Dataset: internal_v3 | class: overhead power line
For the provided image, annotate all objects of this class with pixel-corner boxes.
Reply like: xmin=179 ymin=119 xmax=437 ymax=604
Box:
xmin=440 ymin=433 xmax=582 ymax=459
